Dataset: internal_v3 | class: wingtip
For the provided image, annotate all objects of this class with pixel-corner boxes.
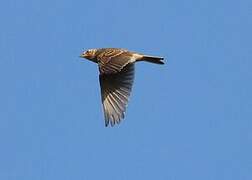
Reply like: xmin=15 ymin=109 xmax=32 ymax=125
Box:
xmin=105 ymin=121 xmax=110 ymax=127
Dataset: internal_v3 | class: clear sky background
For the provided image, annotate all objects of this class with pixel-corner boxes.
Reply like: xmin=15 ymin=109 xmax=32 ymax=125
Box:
xmin=0 ymin=0 xmax=251 ymax=179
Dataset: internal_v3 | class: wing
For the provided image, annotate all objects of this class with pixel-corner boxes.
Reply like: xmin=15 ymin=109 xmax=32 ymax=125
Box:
xmin=97 ymin=49 xmax=135 ymax=74
xmin=99 ymin=64 xmax=135 ymax=126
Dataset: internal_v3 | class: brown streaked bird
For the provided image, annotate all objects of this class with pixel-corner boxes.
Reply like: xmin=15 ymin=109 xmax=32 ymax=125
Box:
xmin=80 ymin=48 xmax=164 ymax=127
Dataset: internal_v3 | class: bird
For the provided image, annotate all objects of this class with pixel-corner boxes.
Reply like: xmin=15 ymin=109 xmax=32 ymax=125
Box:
xmin=80 ymin=48 xmax=164 ymax=127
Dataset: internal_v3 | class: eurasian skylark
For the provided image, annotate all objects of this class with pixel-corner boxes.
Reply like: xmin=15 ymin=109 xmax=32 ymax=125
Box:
xmin=80 ymin=48 xmax=164 ymax=126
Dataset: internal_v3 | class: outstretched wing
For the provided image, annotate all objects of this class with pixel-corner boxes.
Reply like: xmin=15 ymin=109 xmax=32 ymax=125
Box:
xmin=99 ymin=64 xmax=135 ymax=126
xmin=97 ymin=49 xmax=135 ymax=74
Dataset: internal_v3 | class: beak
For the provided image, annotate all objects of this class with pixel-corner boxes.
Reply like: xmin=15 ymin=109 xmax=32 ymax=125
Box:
xmin=79 ymin=54 xmax=86 ymax=58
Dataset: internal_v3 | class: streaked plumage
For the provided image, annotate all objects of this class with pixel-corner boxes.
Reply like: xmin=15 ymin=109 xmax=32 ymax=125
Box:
xmin=80 ymin=48 xmax=164 ymax=126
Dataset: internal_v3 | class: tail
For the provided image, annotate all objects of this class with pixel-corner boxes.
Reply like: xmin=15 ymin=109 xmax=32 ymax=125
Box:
xmin=141 ymin=55 xmax=164 ymax=65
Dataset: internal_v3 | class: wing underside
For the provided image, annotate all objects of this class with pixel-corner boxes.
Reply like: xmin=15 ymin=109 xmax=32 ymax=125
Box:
xmin=99 ymin=64 xmax=135 ymax=126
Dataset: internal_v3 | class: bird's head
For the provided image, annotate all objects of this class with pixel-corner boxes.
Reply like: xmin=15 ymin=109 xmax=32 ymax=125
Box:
xmin=80 ymin=49 xmax=97 ymax=60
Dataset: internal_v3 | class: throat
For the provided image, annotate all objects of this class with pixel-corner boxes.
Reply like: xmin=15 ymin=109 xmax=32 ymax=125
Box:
xmin=87 ymin=58 xmax=98 ymax=63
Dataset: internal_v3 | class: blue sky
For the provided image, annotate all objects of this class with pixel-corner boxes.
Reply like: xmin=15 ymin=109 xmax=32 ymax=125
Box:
xmin=0 ymin=0 xmax=251 ymax=179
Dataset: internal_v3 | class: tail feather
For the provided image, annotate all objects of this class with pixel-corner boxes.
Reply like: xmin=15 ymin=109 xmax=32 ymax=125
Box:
xmin=141 ymin=55 xmax=164 ymax=65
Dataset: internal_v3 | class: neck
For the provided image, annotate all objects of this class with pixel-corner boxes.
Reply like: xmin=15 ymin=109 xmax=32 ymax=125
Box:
xmin=87 ymin=57 xmax=98 ymax=63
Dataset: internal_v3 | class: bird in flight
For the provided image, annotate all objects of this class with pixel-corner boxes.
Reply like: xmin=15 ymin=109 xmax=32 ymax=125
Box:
xmin=80 ymin=48 xmax=164 ymax=127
